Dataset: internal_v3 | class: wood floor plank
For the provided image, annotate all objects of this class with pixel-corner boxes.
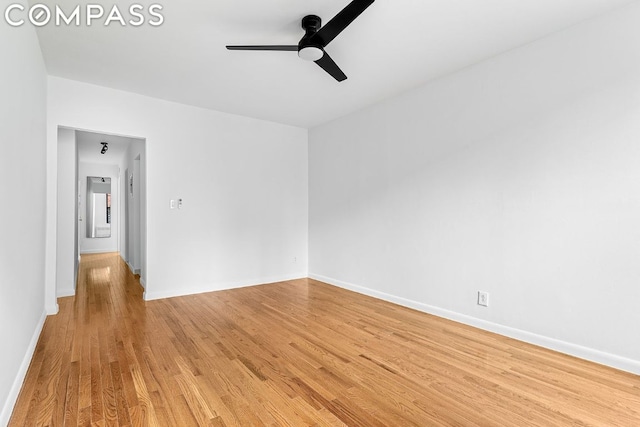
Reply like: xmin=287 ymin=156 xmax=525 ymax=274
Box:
xmin=63 ymin=361 xmax=81 ymax=426
xmin=128 ymin=364 xmax=158 ymax=427
xmin=8 ymin=253 xmax=640 ymax=426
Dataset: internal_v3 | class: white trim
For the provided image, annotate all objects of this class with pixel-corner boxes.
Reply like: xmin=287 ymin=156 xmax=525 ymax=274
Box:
xmin=118 ymin=255 xmax=139 ymax=275
xmin=139 ymin=277 xmax=146 ymax=289
xmin=144 ymin=274 xmax=307 ymax=301
xmin=80 ymin=248 xmax=118 ymax=254
xmin=0 ymin=310 xmax=47 ymax=426
xmin=57 ymin=288 xmax=75 ymax=298
xmin=309 ymin=273 xmax=640 ymax=376
xmin=45 ymin=301 xmax=59 ymax=315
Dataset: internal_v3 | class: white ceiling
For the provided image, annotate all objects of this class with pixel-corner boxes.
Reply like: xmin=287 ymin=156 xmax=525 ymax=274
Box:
xmin=35 ymin=0 xmax=635 ymax=128
xmin=76 ymin=130 xmax=136 ymax=165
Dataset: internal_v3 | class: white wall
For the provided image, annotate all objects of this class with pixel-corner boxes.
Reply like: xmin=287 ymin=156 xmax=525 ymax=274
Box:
xmin=121 ymin=140 xmax=145 ymax=276
xmin=78 ymin=163 xmax=120 ymax=254
xmin=56 ymin=128 xmax=77 ymax=297
xmin=47 ymin=77 xmax=309 ymax=302
xmin=309 ymin=3 xmax=640 ymax=374
xmin=0 ymin=20 xmax=48 ymax=425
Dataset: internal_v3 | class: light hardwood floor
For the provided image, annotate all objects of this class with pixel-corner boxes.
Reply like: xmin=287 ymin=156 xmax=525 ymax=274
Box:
xmin=10 ymin=253 xmax=640 ymax=426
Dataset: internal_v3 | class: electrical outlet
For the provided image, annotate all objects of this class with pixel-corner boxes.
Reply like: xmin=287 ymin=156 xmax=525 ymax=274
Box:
xmin=478 ymin=291 xmax=489 ymax=307
xmin=293 ymin=257 xmax=297 ymax=264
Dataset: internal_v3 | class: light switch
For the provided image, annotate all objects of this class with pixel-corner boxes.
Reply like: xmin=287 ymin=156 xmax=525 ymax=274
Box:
xmin=170 ymin=199 xmax=176 ymax=209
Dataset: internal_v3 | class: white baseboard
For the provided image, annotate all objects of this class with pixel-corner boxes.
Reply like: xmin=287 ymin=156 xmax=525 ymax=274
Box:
xmin=45 ymin=301 xmax=59 ymax=315
xmin=123 ymin=259 xmax=141 ymax=276
xmin=309 ymin=273 xmax=640 ymax=376
xmin=144 ymin=273 xmax=307 ymax=301
xmin=80 ymin=248 xmax=118 ymax=254
xmin=56 ymin=288 xmax=75 ymax=298
xmin=0 ymin=310 xmax=47 ymax=426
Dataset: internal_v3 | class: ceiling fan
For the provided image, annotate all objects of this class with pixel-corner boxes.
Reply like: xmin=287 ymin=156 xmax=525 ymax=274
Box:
xmin=226 ymin=0 xmax=375 ymax=82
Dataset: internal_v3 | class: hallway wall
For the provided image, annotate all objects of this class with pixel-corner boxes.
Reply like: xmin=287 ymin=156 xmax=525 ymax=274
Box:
xmin=121 ymin=139 xmax=145 ymax=277
xmin=56 ymin=128 xmax=77 ymax=297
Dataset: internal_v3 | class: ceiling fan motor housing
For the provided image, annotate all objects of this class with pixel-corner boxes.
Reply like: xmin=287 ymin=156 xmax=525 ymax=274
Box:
xmin=298 ymin=15 xmax=324 ymax=61
xmin=301 ymin=15 xmax=322 ymax=34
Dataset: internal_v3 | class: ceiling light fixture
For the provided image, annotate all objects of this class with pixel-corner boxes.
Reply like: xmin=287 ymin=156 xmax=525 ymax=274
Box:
xmin=100 ymin=142 xmax=108 ymax=154
xmin=298 ymin=46 xmax=324 ymax=61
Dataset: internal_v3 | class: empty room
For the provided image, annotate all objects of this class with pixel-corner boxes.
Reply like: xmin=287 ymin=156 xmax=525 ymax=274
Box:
xmin=1 ymin=0 xmax=639 ymax=425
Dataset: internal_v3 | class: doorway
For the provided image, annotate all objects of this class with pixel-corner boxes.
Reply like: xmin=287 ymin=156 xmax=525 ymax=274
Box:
xmin=55 ymin=127 xmax=146 ymax=298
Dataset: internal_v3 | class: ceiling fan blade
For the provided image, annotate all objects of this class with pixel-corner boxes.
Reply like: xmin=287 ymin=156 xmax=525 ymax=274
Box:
xmin=311 ymin=0 xmax=374 ymax=47
xmin=226 ymin=45 xmax=298 ymax=51
xmin=315 ymin=51 xmax=347 ymax=82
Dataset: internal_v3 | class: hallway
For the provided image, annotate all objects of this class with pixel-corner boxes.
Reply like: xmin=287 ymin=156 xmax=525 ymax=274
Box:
xmin=10 ymin=253 xmax=146 ymax=425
